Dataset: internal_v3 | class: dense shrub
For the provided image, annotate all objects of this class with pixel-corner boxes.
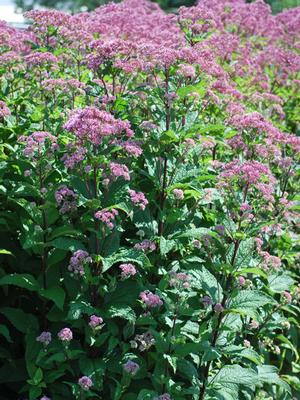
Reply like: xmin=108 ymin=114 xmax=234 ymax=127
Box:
xmin=0 ymin=0 xmax=299 ymax=399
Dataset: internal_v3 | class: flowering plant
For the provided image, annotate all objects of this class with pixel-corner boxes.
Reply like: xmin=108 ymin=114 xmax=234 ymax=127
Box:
xmin=0 ymin=1 xmax=299 ymax=399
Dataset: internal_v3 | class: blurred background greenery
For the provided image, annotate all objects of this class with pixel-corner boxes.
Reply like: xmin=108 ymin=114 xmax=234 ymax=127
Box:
xmin=15 ymin=0 xmax=300 ymax=15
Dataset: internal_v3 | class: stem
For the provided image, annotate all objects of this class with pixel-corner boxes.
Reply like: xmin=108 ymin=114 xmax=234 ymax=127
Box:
xmin=158 ymin=70 xmax=171 ymax=236
xmin=198 ymin=239 xmax=240 ymax=400
xmin=163 ymin=295 xmax=180 ymax=392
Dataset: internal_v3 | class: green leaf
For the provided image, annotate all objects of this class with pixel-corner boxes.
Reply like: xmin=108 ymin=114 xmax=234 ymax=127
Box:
xmin=229 ymin=290 xmax=275 ymax=319
xmin=268 ymin=273 xmax=294 ymax=293
xmin=159 ymin=237 xmax=176 ymax=256
xmin=228 ymin=238 xmax=255 ymax=268
xmin=0 ymin=324 xmax=12 ymax=342
xmin=105 ymin=280 xmax=142 ymax=306
xmin=0 ymin=273 xmax=39 ymax=291
xmin=212 ymin=365 xmax=257 ymax=387
xmin=0 ymin=307 xmax=38 ymax=333
xmin=48 ymin=237 xmax=86 ymax=251
xmin=106 ymin=305 xmax=136 ymax=323
xmin=257 ymin=365 xmax=291 ymax=394
xmin=237 ymin=267 xmax=268 ymax=280
xmin=224 ymin=345 xmax=262 ymax=365
xmin=0 ymin=249 xmax=13 ymax=255
xmin=40 ymin=286 xmax=65 ymax=310
xmin=68 ymin=300 xmax=97 ymax=320
xmin=102 ymin=248 xmax=151 ymax=272
xmin=48 ymin=226 xmax=81 ymax=240
xmin=190 ymin=267 xmax=222 ymax=302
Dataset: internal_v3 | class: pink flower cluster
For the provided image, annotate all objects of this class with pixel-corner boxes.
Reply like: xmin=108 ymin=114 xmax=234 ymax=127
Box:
xmin=18 ymin=131 xmax=58 ymax=159
xmin=24 ymin=52 xmax=58 ymax=67
xmin=140 ymin=290 xmax=163 ymax=308
xmin=42 ymin=78 xmax=86 ymax=94
xmin=169 ymin=271 xmax=190 ymax=289
xmin=68 ymin=250 xmax=92 ymax=276
xmin=255 ymin=238 xmax=282 ymax=271
xmin=0 ymin=101 xmax=10 ymax=118
xmin=134 ymin=239 xmax=156 ymax=252
xmin=217 ymin=160 xmax=276 ymax=202
xmin=119 ymin=263 xmax=137 ymax=278
xmin=36 ymin=331 xmax=52 ymax=345
xmin=89 ymin=315 xmax=103 ymax=328
xmin=128 ymin=189 xmax=148 ymax=210
xmin=110 ymin=162 xmax=130 ymax=181
xmin=57 ymin=327 xmax=73 ymax=342
xmin=64 ymin=107 xmax=134 ymax=145
xmin=78 ymin=376 xmax=93 ymax=390
xmin=123 ymin=360 xmax=140 ymax=375
xmin=95 ymin=208 xmax=118 ymax=229
xmin=55 ymin=185 xmax=77 ymax=214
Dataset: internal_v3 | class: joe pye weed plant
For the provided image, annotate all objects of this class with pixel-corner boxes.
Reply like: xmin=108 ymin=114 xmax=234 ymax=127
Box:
xmin=0 ymin=0 xmax=299 ymax=399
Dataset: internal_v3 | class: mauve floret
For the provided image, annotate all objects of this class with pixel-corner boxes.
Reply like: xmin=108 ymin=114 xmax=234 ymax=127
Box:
xmin=58 ymin=327 xmax=73 ymax=342
xmin=95 ymin=208 xmax=118 ymax=229
xmin=244 ymin=340 xmax=251 ymax=348
xmin=40 ymin=397 xmax=51 ymax=400
xmin=282 ymin=291 xmax=292 ymax=304
xmin=24 ymin=170 xmax=32 ymax=177
xmin=134 ymin=239 xmax=156 ymax=252
xmin=0 ymin=100 xmax=10 ymax=118
xmin=173 ymin=189 xmax=184 ymax=200
xmin=201 ymin=296 xmax=213 ymax=307
xmin=250 ymin=320 xmax=259 ymax=330
xmin=215 ymin=224 xmax=225 ymax=235
xmin=68 ymin=250 xmax=92 ymax=276
xmin=158 ymin=394 xmax=171 ymax=400
xmin=36 ymin=331 xmax=52 ymax=345
xmin=169 ymin=271 xmax=190 ymax=288
xmin=18 ymin=131 xmax=58 ymax=159
xmin=64 ymin=107 xmax=134 ymax=145
xmin=123 ymin=360 xmax=140 ymax=375
xmin=214 ymin=303 xmax=224 ymax=313
xmin=25 ymin=51 xmax=58 ymax=66
xmin=78 ymin=376 xmax=93 ymax=390
xmin=128 ymin=189 xmax=148 ymax=210
xmin=140 ymin=290 xmax=163 ymax=308
xmin=237 ymin=276 xmax=246 ymax=286
xmin=121 ymin=140 xmax=143 ymax=157
xmin=110 ymin=162 xmax=130 ymax=181
xmin=89 ymin=315 xmax=103 ymax=328
xmin=55 ymin=185 xmax=77 ymax=214
xmin=119 ymin=263 xmax=137 ymax=278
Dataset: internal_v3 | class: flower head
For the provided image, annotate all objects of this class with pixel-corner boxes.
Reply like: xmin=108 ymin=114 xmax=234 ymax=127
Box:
xmin=89 ymin=315 xmax=103 ymax=328
xmin=140 ymin=290 xmax=163 ymax=308
xmin=68 ymin=250 xmax=92 ymax=276
xmin=36 ymin=331 xmax=52 ymax=345
xmin=58 ymin=327 xmax=73 ymax=342
xmin=119 ymin=263 xmax=137 ymax=279
xmin=123 ymin=360 xmax=140 ymax=375
xmin=78 ymin=376 xmax=93 ymax=391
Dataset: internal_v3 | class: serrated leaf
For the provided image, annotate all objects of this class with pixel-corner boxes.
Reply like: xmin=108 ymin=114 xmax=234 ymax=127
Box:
xmin=68 ymin=300 xmax=96 ymax=320
xmin=190 ymin=267 xmax=222 ymax=302
xmin=257 ymin=365 xmax=291 ymax=394
xmin=102 ymin=248 xmax=151 ymax=272
xmin=268 ymin=273 xmax=294 ymax=292
xmin=229 ymin=290 xmax=275 ymax=318
xmin=212 ymin=365 xmax=257 ymax=387
xmin=106 ymin=305 xmax=136 ymax=323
